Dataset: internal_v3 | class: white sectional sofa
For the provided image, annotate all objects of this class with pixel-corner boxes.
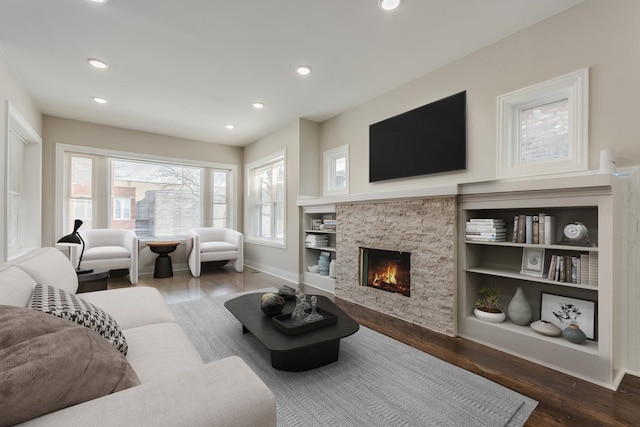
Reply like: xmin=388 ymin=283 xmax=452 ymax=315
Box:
xmin=0 ymin=247 xmax=276 ymax=426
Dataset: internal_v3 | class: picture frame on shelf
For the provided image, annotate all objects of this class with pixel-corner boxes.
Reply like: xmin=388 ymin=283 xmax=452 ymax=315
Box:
xmin=540 ymin=292 xmax=597 ymax=341
xmin=520 ymin=247 xmax=545 ymax=278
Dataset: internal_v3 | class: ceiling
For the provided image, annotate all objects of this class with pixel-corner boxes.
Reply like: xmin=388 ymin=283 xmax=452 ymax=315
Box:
xmin=0 ymin=0 xmax=582 ymax=147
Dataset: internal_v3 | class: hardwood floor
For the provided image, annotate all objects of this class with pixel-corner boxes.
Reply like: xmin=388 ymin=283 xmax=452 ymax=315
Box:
xmin=109 ymin=268 xmax=639 ymax=426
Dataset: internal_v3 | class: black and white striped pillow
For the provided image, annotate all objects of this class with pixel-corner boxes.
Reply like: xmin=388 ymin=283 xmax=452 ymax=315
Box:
xmin=28 ymin=283 xmax=128 ymax=355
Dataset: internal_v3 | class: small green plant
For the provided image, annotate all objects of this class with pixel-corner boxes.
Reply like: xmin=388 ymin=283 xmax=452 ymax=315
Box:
xmin=475 ymin=286 xmax=502 ymax=313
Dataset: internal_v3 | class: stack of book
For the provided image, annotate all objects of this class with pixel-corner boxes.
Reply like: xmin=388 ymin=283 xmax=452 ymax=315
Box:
xmin=465 ymin=219 xmax=507 ymax=242
xmin=305 ymin=234 xmax=328 ymax=247
xmin=320 ymin=219 xmax=336 ymax=232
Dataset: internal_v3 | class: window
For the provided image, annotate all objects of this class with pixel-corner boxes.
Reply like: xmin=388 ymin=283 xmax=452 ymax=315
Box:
xmin=113 ymin=197 xmax=132 ymax=220
xmin=212 ymin=170 xmax=230 ymax=228
xmin=497 ymin=68 xmax=588 ymax=179
xmin=246 ymin=150 xmax=286 ymax=246
xmin=7 ymin=131 xmax=24 ymax=250
xmin=56 ymin=145 xmax=236 ymax=241
xmin=324 ymin=144 xmax=349 ymax=196
xmin=4 ymin=103 xmax=42 ymax=261
xmin=68 ymin=155 xmax=93 ymax=231
xmin=111 ymin=159 xmax=202 ymax=237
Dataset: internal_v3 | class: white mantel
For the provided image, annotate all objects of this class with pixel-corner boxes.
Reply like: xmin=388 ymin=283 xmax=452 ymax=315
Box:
xmin=297 ymin=172 xmax=621 ymax=208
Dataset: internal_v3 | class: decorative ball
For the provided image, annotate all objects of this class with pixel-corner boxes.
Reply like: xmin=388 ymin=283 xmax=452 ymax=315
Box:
xmin=278 ymin=285 xmax=296 ymax=300
xmin=261 ymin=293 xmax=285 ymax=316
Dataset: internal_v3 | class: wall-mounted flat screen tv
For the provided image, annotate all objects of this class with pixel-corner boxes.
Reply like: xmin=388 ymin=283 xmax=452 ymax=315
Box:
xmin=369 ymin=91 xmax=466 ymax=183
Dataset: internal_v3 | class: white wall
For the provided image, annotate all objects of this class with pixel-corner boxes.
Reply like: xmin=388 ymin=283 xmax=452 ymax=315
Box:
xmin=319 ymin=0 xmax=640 ymax=196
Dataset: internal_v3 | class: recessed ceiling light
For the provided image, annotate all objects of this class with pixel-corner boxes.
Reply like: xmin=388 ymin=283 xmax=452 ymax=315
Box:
xmin=295 ymin=65 xmax=311 ymax=76
xmin=225 ymin=124 xmax=235 ymax=129
xmin=92 ymin=97 xmax=108 ymax=104
xmin=87 ymin=58 xmax=108 ymax=69
xmin=91 ymin=0 xmax=108 ymax=3
xmin=379 ymin=0 xmax=401 ymax=11
xmin=252 ymin=102 xmax=265 ymax=109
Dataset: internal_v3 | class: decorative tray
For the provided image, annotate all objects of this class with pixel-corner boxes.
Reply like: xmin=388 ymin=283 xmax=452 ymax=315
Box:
xmin=272 ymin=308 xmax=337 ymax=336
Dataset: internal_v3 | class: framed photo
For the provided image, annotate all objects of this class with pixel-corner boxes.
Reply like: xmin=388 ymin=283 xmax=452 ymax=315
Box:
xmin=520 ymin=247 xmax=545 ymax=278
xmin=540 ymin=292 xmax=597 ymax=340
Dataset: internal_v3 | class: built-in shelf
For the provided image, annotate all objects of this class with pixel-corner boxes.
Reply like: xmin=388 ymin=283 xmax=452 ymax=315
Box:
xmin=457 ymin=179 xmax=623 ymax=389
xmin=464 ymin=316 xmax=599 ymax=355
xmin=302 ymin=205 xmax=336 ymax=294
xmin=465 ymin=267 xmax=598 ymax=290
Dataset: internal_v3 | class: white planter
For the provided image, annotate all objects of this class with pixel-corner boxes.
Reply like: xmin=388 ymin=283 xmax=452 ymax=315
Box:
xmin=473 ymin=307 xmax=506 ymax=323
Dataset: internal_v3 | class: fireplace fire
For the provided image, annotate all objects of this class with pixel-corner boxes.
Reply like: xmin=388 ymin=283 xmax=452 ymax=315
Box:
xmin=359 ymin=248 xmax=410 ymax=297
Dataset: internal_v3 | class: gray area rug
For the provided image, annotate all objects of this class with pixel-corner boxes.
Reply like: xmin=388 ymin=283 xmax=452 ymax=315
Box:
xmin=170 ymin=290 xmax=537 ymax=426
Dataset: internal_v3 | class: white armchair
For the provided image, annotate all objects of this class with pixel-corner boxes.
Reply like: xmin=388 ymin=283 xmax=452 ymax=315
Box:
xmin=186 ymin=228 xmax=244 ymax=276
xmin=70 ymin=229 xmax=139 ymax=285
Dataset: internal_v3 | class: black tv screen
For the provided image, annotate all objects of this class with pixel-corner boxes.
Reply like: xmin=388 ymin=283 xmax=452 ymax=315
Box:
xmin=369 ymin=91 xmax=466 ymax=182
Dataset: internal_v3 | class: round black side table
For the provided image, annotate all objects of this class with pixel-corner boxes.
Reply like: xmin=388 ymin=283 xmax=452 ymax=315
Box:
xmin=77 ymin=268 xmax=110 ymax=293
xmin=147 ymin=241 xmax=180 ymax=278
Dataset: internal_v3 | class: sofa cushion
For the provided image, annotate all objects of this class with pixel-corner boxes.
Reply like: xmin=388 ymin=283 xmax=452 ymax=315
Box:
xmin=11 ymin=247 xmax=78 ymax=294
xmin=0 ymin=305 xmax=140 ymax=427
xmin=123 ymin=322 xmax=203 ymax=383
xmin=83 ymin=246 xmax=131 ymax=261
xmin=0 ymin=266 xmax=37 ymax=307
xmin=28 ymin=283 xmax=128 ymax=355
xmin=200 ymin=241 xmax=238 ymax=253
xmin=80 ymin=286 xmax=176 ymax=330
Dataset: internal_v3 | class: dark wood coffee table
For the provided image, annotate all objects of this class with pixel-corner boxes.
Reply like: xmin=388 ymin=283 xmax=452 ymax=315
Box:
xmin=224 ymin=293 xmax=359 ymax=371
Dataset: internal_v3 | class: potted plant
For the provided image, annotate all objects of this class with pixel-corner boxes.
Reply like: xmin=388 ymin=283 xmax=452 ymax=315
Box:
xmin=473 ymin=286 xmax=506 ymax=323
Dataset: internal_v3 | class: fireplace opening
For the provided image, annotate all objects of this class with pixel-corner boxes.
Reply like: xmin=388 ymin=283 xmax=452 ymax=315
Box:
xmin=359 ymin=248 xmax=411 ymax=297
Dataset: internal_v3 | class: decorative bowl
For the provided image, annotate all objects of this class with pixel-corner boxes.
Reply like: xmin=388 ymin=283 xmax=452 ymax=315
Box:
xmin=307 ymin=265 xmax=319 ymax=273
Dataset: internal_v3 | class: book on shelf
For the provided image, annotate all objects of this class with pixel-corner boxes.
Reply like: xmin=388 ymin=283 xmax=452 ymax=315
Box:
xmin=466 ymin=235 xmax=507 ymax=242
xmin=589 ymin=252 xmax=598 ymax=286
xmin=544 ymin=215 xmax=555 ymax=245
xmin=547 ymin=255 xmax=557 ymax=280
xmin=525 ymin=216 xmax=533 ymax=244
xmin=511 ymin=213 xmax=554 ymax=245
xmin=468 ymin=218 xmax=506 ymax=223
xmin=580 ymin=254 xmax=590 ymax=285
xmin=465 ymin=230 xmax=507 ymax=237
xmin=516 ymin=215 xmax=526 ymax=243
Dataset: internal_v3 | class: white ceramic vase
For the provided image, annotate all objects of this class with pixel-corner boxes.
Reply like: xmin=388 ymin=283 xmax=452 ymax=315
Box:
xmin=473 ymin=307 xmax=506 ymax=323
xmin=507 ymin=287 xmax=533 ymax=326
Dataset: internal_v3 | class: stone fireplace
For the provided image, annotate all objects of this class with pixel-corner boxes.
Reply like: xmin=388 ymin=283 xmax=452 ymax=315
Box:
xmin=335 ymin=197 xmax=456 ymax=336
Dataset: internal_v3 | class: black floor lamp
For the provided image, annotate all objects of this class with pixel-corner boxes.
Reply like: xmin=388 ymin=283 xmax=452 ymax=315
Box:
xmin=57 ymin=219 xmax=93 ymax=274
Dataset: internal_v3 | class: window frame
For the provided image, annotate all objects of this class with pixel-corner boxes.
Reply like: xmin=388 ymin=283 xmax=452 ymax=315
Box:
xmin=496 ymin=68 xmax=589 ymax=179
xmin=323 ymin=144 xmax=349 ymax=196
xmin=55 ymin=144 xmax=237 ymax=241
xmin=245 ymin=149 xmax=286 ymax=248
xmin=3 ymin=102 xmax=42 ymax=261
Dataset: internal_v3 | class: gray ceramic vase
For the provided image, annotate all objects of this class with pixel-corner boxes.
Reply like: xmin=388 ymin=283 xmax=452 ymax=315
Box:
xmin=562 ymin=323 xmax=587 ymax=344
xmin=507 ymin=287 xmax=533 ymax=326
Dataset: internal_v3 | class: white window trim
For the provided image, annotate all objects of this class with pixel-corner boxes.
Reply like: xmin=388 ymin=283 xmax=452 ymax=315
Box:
xmin=323 ymin=144 xmax=349 ymax=196
xmin=55 ymin=143 xmax=238 ymax=241
xmin=244 ymin=149 xmax=286 ymax=248
xmin=3 ymin=102 xmax=42 ymax=261
xmin=497 ymin=68 xmax=589 ymax=179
